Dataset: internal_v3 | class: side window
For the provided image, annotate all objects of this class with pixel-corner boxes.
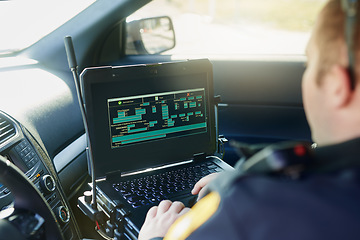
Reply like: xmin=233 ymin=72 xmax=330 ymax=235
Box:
xmin=126 ymin=0 xmax=326 ymax=55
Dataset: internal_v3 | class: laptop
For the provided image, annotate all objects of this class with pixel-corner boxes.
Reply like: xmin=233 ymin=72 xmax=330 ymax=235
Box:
xmin=80 ymin=59 xmax=233 ymax=238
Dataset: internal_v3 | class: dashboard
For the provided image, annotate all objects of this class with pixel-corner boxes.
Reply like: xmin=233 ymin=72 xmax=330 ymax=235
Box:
xmin=0 ymin=111 xmax=81 ymax=239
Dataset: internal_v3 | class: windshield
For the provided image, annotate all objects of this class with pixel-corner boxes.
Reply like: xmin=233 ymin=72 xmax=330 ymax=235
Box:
xmin=0 ymin=0 xmax=95 ymax=55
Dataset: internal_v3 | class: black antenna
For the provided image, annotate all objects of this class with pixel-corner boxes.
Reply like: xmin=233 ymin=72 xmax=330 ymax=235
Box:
xmin=64 ymin=36 xmax=97 ymax=210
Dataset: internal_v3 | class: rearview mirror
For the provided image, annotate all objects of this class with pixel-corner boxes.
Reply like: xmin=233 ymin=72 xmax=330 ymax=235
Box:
xmin=126 ymin=16 xmax=176 ymax=55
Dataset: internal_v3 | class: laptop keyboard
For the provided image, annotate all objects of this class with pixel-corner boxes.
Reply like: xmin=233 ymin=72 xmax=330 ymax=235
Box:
xmin=112 ymin=162 xmax=222 ymax=208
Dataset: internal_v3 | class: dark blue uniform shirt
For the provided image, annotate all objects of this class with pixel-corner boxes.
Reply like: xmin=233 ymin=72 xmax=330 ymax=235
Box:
xmin=163 ymin=138 xmax=360 ymax=240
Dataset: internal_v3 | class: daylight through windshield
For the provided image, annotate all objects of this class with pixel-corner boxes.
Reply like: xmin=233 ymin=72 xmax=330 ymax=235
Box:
xmin=0 ymin=1 xmax=95 ymax=54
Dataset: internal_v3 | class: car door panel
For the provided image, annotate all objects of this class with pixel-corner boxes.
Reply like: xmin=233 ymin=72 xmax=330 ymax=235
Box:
xmin=212 ymin=59 xmax=311 ymax=164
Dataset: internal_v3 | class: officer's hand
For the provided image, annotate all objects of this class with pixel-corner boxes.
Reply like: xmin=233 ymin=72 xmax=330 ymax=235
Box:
xmin=191 ymin=172 xmax=219 ymax=200
xmin=138 ymin=200 xmax=190 ymax=240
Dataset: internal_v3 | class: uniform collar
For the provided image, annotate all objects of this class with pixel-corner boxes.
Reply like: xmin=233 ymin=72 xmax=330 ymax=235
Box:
xmin=312 ymin=138 xmax=360 ymax=172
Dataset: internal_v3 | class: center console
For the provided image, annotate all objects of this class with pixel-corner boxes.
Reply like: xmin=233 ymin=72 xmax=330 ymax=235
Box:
xmin=0 ymin=111 xmax=81 ymax=239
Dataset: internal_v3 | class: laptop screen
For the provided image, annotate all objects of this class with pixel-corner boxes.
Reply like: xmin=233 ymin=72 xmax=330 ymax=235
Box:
xmin=107 ymin=88 xmax=207 ymax=148
xmin=81 ymin=59 xmax=216 ymax=179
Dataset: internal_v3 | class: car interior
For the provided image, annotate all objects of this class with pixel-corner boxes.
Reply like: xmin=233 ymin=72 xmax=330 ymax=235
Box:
xmin=0 ymin=0 xmax=313 ymax=239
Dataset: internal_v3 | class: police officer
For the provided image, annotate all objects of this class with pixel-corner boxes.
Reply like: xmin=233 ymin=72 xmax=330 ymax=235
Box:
xmin=138 ymin=0 xmax=360 ymax=239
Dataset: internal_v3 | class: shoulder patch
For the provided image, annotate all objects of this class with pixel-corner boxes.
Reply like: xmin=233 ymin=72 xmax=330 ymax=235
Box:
xmin=164 ymin=192 xmax=221 ymax=240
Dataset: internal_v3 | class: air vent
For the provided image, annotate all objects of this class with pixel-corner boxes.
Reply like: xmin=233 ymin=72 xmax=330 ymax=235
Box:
xmin=0 ymin=115 xmax=16 ymax=145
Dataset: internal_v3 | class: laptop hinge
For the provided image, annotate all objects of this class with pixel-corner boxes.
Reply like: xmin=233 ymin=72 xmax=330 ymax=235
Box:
xmin=193 ymin=152 xmax=207 ymax=162
xmin=105 ymin=170 xmax=123 ymax=182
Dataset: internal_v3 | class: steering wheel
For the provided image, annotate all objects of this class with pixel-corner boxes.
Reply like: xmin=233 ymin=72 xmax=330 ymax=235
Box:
xmin=0 ymin=155 xmax=64 ymax=239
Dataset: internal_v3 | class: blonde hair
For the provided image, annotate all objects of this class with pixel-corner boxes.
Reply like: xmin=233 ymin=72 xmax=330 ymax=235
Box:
xmin=314 ymin=0 xmax=360 ymax=84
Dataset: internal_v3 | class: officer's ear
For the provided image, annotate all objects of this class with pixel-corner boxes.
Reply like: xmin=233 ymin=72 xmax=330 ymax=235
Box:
xmin=325 ymin=64 xmax=353 ymax=109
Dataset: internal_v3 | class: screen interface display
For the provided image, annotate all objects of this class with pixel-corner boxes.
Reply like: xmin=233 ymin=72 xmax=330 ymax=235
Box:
xmin=107 ymin=88 xmax=207 ymax=148
xmin=83 ymin=60 xmax=215 ymax=177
